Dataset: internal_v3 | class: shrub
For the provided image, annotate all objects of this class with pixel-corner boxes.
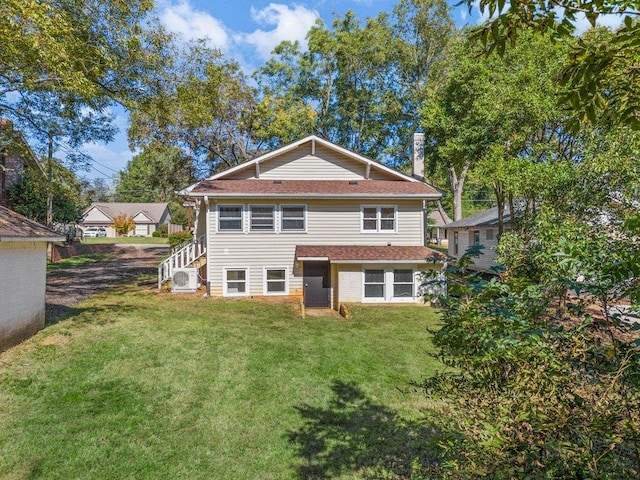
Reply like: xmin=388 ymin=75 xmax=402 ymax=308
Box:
xmin=111 ymin=214 xmax=135 ymax=236
xmin=168 ymin=230 xmax=193 ymax=248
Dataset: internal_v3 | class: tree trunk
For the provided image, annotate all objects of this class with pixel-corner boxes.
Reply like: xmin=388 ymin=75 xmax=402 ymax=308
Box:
xmin=494 ymin=180 xmax=505 ymax=238
xmin=449 ymin=162 xmax=469 ymax=221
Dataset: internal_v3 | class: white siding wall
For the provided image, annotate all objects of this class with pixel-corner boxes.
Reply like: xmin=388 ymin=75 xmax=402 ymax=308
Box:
xmin=206 ymin=198 xmax=424 ymax=297
xmin=226 ymin=144 xmax=400 ymax=181
xmin=336 ymin=265 xmax=362 ymax=302
xmin=0 ymin=242 xmax=47 ymax=350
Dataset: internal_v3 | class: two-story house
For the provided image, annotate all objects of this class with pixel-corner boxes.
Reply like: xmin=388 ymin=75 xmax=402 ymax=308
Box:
xmin=161 ymin=135 xmax=444 ymax=309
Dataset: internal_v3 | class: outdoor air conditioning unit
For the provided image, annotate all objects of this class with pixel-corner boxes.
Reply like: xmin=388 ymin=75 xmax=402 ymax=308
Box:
xmin=171 ymin=268 xmax=199 ymax=293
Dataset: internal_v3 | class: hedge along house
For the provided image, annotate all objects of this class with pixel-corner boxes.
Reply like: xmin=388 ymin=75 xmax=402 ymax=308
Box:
xmin=161 ymin=134 xmax=446 ymax=308
xmin=0 ymin=205 xmax=65 ymax=351
xmin=81 ymin=203 xmax=171 ymax=237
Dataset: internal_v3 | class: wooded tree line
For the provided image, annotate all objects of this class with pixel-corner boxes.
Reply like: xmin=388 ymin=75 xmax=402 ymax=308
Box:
xmin=3 ymin=0 xmax=639 ymax=477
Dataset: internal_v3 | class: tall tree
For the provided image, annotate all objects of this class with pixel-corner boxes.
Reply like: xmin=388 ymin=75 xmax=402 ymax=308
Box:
xmin=422 ymin=31 xmax=570 ymax=221
xmin=1 ymin=0 xmax=155 ymax=165
xmin=8 ymin=162 xmax=83 ymax=224
xmin=128 ymin=35 xmax=261 ymax=176
xmin=255 ymin=1 xmax=454 ymax=164
xmin=114 ymin=143 xmax=194 ymax=203
xmin=466 ymin=0 xmax=640 ymax=129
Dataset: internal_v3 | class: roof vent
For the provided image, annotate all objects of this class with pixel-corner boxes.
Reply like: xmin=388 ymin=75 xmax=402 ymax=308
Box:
xmin=349 ymin=180 xmax=358 ymax=185
xmin=273 ymin=180 xmax=282 ymax=184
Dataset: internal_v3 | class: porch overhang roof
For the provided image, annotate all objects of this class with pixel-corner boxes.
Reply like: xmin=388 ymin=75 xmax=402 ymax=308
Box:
xmin=295 ymin=245 xmax=445 ymax=264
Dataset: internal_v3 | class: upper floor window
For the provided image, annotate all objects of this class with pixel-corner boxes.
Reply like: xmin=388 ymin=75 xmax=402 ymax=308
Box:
xmin=281 ymin=205 xmax=306 ymax=231
xmin=472 ymin=230 xmax=480 ymax=245
xmin=361 ymin=206 xmax=397 ymax=233
xmin=219 ymin=205 xmax=242 ymax=231
xmin=250 ymin=205 xmax=275 ymax=231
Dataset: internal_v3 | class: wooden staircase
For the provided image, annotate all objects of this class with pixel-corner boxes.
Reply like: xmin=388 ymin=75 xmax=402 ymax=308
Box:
xmin=158 ymin=234 xmax=206 ymax=290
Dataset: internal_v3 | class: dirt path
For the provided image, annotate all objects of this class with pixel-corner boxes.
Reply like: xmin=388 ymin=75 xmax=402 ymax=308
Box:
xmin=46 ymin=244 xmax=170 ymax=323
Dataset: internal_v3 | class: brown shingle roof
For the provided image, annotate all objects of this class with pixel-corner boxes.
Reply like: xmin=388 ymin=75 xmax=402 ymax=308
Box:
xmin=190 ymin=179 xmax=439 ymax=198
xmin=0 ymin=205 xmax=65 ymax=242
xmin=295 ymin=245 xmax=445 ymax=262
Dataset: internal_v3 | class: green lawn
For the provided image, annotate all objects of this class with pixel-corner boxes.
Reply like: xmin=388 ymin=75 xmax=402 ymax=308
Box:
xmin=0 ymin=286 xmax=444 ymax=479
xmin=82 ymin=236 xmax=169 ymax=245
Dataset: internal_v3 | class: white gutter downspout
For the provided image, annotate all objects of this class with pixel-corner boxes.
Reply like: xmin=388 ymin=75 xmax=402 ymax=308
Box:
xmin=204 ymin=195 xmax=211 ymax=298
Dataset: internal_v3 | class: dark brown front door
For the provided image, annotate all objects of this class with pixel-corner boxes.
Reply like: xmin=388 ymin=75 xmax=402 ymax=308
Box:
xmin=303 ymin=262 xmax=330 ymax=308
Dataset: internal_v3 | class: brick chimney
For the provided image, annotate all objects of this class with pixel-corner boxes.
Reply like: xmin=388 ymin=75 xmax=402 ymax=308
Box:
xmin=412 ymin=132 xmax=425 ymax=181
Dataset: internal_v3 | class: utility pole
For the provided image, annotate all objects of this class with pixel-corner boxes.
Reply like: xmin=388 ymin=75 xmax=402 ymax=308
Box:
xmin=46 ymin=132 xmax=53 ymax=227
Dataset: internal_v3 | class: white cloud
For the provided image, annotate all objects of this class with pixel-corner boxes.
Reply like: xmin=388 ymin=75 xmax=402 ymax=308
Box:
xmin=159 ymin=0 xmax=228 ymax=49
xmin=242 ymin=4 xmax=319 ymax=60
xmin=573 ymin=12 xmax=625 ymax=35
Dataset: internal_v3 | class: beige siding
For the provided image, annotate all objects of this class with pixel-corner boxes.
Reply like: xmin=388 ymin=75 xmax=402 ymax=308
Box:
xmin=226 ymin=144 xmax=400 ymax=181
xmin=206 ymin=198 xmax=425 ymax=297
xmin=83 ymin=208 xmax=111 ymax=222
xmin=0 ymin=242 xmax=47 ymax=350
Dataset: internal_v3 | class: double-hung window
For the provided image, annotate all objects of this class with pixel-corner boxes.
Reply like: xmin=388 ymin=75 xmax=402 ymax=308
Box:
xmin=224 ymin=268 xmax=248 ymax=296
xmin=281 ymin=206 xmax=306 ymax=231
xmin=361 ymin=206 xmax=397 ymax=232
xmin=393 ymin=269 xmax=414 ymax=298
xmin=219 ymin=205 xmax=243 ymax=231
xmin=264 ymin=267 xmax=288 ymax=295
xmin=364 ymin=269 xmax=385 ymax=298
xmin=250 ymin=205 xmax=275 ymax=231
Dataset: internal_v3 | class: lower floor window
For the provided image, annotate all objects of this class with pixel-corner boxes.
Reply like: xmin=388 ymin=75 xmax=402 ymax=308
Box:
xmin=363 ymin=268 xmax=416 ymax=301
xmin=364 ymin=269 xmax=385 ymax=298
xmin=393 ymin=269 xmax=414 ymax=298
xmin=225 ymin=268 xmax=247 ymax=295
xmin=264 ymin=268 xmax=287 ymax=294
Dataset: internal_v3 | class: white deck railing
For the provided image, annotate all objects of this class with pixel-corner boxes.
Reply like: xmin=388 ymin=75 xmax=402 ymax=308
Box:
xmin=158 ymin=234 xmax=206 ymax=289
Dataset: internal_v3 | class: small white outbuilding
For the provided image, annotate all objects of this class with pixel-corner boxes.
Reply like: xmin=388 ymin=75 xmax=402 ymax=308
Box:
xmin=0 ymin=205 xmax=64 ymax=351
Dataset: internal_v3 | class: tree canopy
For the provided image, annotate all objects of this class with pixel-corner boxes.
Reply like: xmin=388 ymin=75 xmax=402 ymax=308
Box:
xmin=466 ymin=0 xmax=640 ymax=129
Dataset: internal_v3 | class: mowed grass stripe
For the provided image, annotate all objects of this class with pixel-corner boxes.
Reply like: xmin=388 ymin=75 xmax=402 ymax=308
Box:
xmin=0 ymin=289 xmax=442 ymax=479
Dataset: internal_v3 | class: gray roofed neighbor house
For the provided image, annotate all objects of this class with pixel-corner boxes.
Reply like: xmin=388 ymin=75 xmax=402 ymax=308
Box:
xmin=0 ymin=205 xmax=65 ymax=242
xmin=443 ymin=206 xmax=511 ymax=229
xmin=85 ymin=203 xmax=169 ymax=223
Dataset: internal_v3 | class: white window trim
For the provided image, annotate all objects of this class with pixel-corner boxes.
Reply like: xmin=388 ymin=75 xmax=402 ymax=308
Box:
xmin=392 ymin=268 xmax=415 ymax=301
xmin=250 ymin=204 xmax=276 ymax=232
xmin=280 ymin=204 xmax=307 ymax=233
xmin=263 ymin=266 xmax=289 ymax=296
xmin=361 ymin=267 xmax=418 ymax=303
xmin=223 ymin=267 xmax=249 ymax=297
xmin=363 ymin=268 xmax=386 ymax=301
xmin=360 ymin=205 xmax=398 ymax=233
xmin=217 ymin=205 xmax=244 ymax=233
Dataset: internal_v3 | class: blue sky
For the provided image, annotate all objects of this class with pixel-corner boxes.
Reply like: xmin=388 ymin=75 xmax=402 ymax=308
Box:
xmin=81 ymin=0 xmax=481 ymax=181
xmin=79 ymin=0 xmax=616 ymax=182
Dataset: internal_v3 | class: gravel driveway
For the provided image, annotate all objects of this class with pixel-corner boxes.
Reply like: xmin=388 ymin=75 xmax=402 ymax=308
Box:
xmin=46 ymin=244 xmax=170 ymax=323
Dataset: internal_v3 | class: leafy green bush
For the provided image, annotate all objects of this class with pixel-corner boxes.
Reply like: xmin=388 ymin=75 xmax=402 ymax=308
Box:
xmin=154 ymin=224 xmax=168 ymax=237
xmin=422 ymin=220 xmax=640 ymax=479
xmin=168 ymin=230 xmax=193 ymax=248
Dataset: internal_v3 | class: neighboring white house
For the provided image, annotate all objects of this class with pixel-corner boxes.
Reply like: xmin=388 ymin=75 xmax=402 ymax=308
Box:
xmin=81 ymin=203 xmax=171 ymax=237
xmin=427 ymin=203 xmax=452 ymax=246
xmin=443 ymin=206 xmax=511 ymax=272
xmin=161 ymin=134 xmax=445 ymax=309
xmin=0 ymin=205 xmax=64 ymax=351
